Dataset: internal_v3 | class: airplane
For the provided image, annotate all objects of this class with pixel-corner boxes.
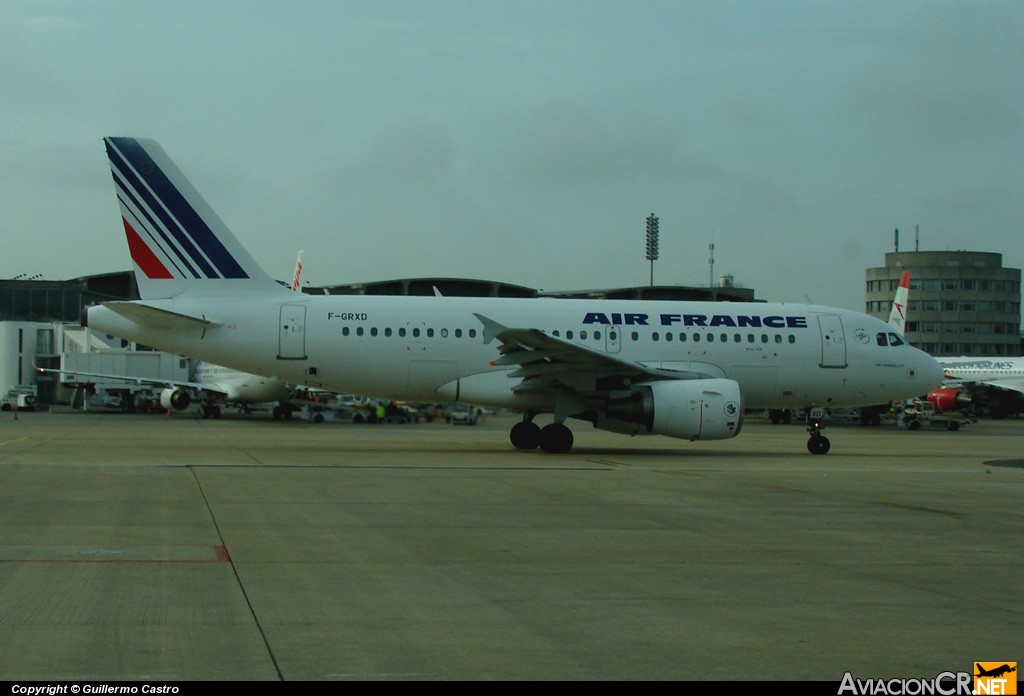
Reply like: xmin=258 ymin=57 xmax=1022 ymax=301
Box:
xmin=41 ymin=359 xmax=292 ymax=418
xmin=928 ymin=356 xmax=1024 ymax=418
xmin=84 ymin=137 xmax=944 ymax=454
xmin=975 ymin=664 xmax=1016 ymax=679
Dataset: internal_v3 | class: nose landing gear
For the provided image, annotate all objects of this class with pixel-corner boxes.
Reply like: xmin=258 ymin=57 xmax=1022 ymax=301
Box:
xmin=806 ymin=410 xmax=831 ymax=455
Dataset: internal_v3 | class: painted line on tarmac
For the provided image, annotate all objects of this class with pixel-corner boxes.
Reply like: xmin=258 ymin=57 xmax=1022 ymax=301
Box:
xmin=875 ymin=501 xmax=960 ymax=516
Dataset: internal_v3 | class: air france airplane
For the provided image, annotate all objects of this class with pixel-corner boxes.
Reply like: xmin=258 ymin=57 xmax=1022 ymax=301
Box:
xmin=86 ymin=137 xmax=943 ymax=454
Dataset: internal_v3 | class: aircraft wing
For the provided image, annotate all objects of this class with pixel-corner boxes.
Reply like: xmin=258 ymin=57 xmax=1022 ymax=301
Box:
xmin=475 ymin=314 xmax=709 ymax=396
xmin=969 ymin=378 xmax=1024 ymax=396
xmin=38 ymin=368 xmax=229 ymax=398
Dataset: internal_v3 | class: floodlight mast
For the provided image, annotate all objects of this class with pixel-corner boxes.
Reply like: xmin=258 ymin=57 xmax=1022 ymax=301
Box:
xmin=645 ymin=213 xmax=659 ymax=286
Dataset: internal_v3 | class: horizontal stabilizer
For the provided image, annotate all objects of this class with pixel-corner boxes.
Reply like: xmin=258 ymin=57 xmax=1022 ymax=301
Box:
xmin=102 ymin=302 xmax=220 ymax=330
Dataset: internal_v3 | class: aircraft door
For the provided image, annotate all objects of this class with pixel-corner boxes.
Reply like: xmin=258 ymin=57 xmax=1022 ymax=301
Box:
xmin=817 ymin=315 xmax=847 ymax=368
xmin=278 ymin=303 xmax=307 ymax=360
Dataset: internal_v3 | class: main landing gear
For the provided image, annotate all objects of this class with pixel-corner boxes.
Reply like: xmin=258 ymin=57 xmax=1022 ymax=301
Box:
xmin=510 ymin=412 xmax=574 ymax=454
xmin=806 ymin=411 xmax=831 ymax=455
xmin=200 ymin=403 xmax=222 ymax=419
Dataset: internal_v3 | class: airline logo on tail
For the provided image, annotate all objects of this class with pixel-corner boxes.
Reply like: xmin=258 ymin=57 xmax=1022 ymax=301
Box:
xmin=888 ymin=270 xmax=911 ymax=335
xmin=105 ymin=137 xmax=249 ymax=281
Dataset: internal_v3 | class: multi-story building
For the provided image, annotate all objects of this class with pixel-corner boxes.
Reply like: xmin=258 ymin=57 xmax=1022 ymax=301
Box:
xmin=866 ymin=251 xmax=1021 ymax=357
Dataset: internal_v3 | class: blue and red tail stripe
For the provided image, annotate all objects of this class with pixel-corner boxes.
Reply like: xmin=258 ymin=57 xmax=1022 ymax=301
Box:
xmin=105 ymin=138 xmax=249 ymax=280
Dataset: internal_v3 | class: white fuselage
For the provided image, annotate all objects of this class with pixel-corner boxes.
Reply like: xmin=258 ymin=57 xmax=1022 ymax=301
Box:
xmin=193 ymin=361 xmax=291 ymax=404
xmin=938 ymin=358 xmax=1024 ymax=394
xmin=89 ymin=292 xmax=943 ymax=411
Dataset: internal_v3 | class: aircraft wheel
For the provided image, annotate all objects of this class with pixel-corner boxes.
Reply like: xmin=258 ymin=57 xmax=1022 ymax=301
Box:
xmin=807 ymin=435 xmax=830 ymax=455
xmin=947 ymin=421 xmax=960 ymax=431
xmin=201 ymin=404 xmax=213 ymax=419
xmin=510 ymin=421 xmax=540 ymax=450
xmin=908 ymin=419 xmax=921 ymax=430
xmin=539 ymin=423 xmax=574 ymax=454
xmin=212 ymin=406 xmax=221 ymax=419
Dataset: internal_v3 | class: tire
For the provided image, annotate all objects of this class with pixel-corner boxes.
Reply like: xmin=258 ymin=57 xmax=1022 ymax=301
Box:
xmin=807 ymin=435 xmax=831 ymax=455
xmin=510 ymin=421 xmax=541 ymax=450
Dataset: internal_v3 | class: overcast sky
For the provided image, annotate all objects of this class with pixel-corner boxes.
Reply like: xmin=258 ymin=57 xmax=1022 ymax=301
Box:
xmin=2 ymin=0 xmax=1021 ymax=311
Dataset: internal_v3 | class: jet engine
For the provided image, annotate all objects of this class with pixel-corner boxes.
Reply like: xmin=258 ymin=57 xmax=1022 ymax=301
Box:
xmin=159 ymin=388 xmax=192 ymax=411
xmin=600 ymin=378 xmax=743 ymax=441
xmin=927 ymin=387 xmax=970 ymax=412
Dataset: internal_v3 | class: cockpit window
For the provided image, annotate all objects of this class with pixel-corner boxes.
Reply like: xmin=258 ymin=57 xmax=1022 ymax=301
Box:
xmin=877 ymin=332 xmax=906 ymax=347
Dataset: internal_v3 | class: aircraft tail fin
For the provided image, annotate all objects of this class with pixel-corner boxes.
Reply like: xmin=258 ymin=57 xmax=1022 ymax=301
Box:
xmin=104 ymin=137 xmax=285 ymax=300
xmin=291 ymin=250 xmax=304 ymax=292
xmin=888 ymin=270 xmax=911 ymax=335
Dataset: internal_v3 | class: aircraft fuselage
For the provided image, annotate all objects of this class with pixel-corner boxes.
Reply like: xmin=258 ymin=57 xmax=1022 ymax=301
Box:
xmin=89 ymin=294 xmax=939 ymax=412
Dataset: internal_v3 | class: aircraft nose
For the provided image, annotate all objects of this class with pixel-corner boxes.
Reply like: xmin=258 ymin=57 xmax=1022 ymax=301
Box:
xmin=914 ymin=350 xmax=945 ymax=389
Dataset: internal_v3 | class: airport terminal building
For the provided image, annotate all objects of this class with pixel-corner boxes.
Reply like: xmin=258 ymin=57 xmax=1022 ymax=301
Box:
xmin=865 ymin=251 xmax=1022 ymax=357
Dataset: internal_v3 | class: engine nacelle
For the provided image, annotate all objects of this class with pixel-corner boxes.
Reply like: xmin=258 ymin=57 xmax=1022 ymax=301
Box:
xmin=927 ymin=387 xmax=970 ymax=412
xmin=159 ymin=388 xmax=192 ymax=411
xmin=601 ymin=378 xmax=743 ymax=441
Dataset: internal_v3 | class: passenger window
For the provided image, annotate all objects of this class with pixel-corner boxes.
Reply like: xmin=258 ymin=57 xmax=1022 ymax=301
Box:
xmin=370 ymin=327 xmax=378 ymax=337
xmin=707 ymin=334 xmax=714 ymax=343
xmin=441 ymin=328 xmax=449 ymax=338
xmin=580 ymin=330 xmax=588 ymax=340
xmin=679 ymin=333 xmax=686 ymax=342
xmin=384 ymin=327 xmax=392 ymax=337
xmin=469 ymin=329 xmax=477 ymax=338
xmin=399 ymin=328 xmax=407 ymax=337
xmin=342 ymin=327 xmax=350 ymax=336
xmin=788 ymin=335 xmax=795 ymax=344
xmin=413 ymin=328 xmax=420 ymax=338
xmin=652 ymin=332 xmax=659 ymax=342
xmin=567 ymin=330 xmax=574 ymax=340
xmin=665 ymin=332 xmax=672 ymax=342
xmin=774 ymin=334 xmax=782 ymax=343
xmin=427 ymin=328 xmax=434 ymax=338
xmin=631 ymin=332 xmax=639 ymax=341
xmin=356 ymin=327 xmax=364 ymax=337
